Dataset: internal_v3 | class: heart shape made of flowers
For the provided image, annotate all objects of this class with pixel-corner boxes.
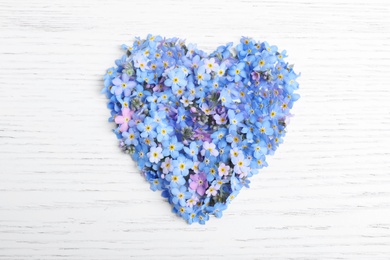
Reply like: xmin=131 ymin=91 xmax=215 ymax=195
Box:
xmin=102 ymin=35 xmax=300 ymax=224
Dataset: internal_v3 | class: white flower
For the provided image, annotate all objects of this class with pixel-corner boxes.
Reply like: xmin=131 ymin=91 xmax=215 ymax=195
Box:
xmin=161 ymin=157 xmax=173 ymax=174
xmin=203 ymin=58 xmax=219 ymax=73
xmin=148 ymin=146 xmax=163 ymax=163
xmin=230 ymin=147 xmax=243 ymax=159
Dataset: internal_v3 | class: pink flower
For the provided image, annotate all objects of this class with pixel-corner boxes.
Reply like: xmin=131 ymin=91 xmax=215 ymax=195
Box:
xmin=218 ymin=163 xmax=230 ymax=177
xmin=201 ymin=141 xmax=219 ymax=157
xmin=115 ymin=108 xmax=134 ymax=132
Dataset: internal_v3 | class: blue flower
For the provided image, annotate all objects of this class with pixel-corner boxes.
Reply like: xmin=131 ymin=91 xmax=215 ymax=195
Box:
xmin=132 ymin=84 xmax=151 ymax=101
xmin=219 ymin=88 xmax=233 ymax=106
xmin=183 ymin=141 xmax=199 ymax=161
xmin=255 ymin=120 xmax=274 ymax=136
xmin=228 ymin=62 xmax=247 ymax=82
xmin=164 ymin=67 xmax=187 ymax=89
xmin=206 ymin=202 xmax=227 ymax=218
xmin=211 ymin=128 xmax=227 ymax=145
xmin=171 ymin=186 xmax=192 ymax=206
xmin=149 ymin=178 xmax=163 ymax=191
xmin=162 ymin=136 xmax=183 ymax=159
xmin=137 ymin=117 xmax=157 ymax=138
xmin=172 ymin=155 xmax=193 ymax=176
xmin=251 ymin=140 xmax=267 ymax=159
xmin=131 ymin=144 xmax=150 ymax=170
xmin=218 ymin=146 xmax=231 ymax=162
xmin=136 ymin=70 xmax=155 ymax=84
xmin=241 ymin=124 xmax=255 ymax=142
xmin=166 ymin=172 xmax=186 ymax=188
xmin=197 ymin=212 xmax=210 ymax=225
xmin=227 ymin=109 xmax=244 ymax=132
xmin=122 ymin=128 xmax=139 ymax=146
xmin=210 ymin=42 xmax=233 ymax=59
xmin=111 ymin=73 xmax=137 ymax=96
xmin=195 ymin=66 xmax=211 ymax=86
xmin=156 ymin=124 xmax=173 ymax=142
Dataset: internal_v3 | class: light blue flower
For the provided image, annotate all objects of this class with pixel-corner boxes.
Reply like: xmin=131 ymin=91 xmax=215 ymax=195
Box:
xmin=228 ymin=62 xmax=247 ymax=82
xmin=162 ymin=136 xmax=183 ymax=159
xmin=156 ymin=124 xmax=173 ymax=142
xmin=137 ymin=117 xmax=157 ymax=138
xmin=183 ymin=141 xmax=199 ymax=161
xmin=171 ymin=186 xmax=192 ymax=206
xmin=195 ymin=66 xmax=211 ymax=86
xmin=164 ymin=67 xmax=187 ymax=89
xmin=172 ymin=155 xmax=193 ymax=176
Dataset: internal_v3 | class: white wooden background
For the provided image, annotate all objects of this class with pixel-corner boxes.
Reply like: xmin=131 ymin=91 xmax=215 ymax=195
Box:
xmin=1 ymin=0 xmax=389 ymax=259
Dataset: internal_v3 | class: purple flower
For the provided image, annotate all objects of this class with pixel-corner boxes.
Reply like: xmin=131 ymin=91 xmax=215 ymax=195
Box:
xmin=194 ymin=129 xmax=211 ymax=142
xmin=214 ymin=113 xmax=227 ymax=125
xmin=189 ymin=172 xmax=208 ymax=196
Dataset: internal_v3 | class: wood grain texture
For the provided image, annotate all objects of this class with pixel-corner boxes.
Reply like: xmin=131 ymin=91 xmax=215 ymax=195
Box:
xmin=1 ymin=0 xmax=390 ymax=259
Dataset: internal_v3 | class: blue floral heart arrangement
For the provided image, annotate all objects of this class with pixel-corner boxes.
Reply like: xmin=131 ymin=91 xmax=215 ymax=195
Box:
xmin=102 ymin=35 xmax=300 ymax=224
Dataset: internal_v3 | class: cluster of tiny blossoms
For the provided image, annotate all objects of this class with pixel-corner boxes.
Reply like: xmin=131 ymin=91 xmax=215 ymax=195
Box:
xmin=102 ymin=35 xmax=300 ymax=224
